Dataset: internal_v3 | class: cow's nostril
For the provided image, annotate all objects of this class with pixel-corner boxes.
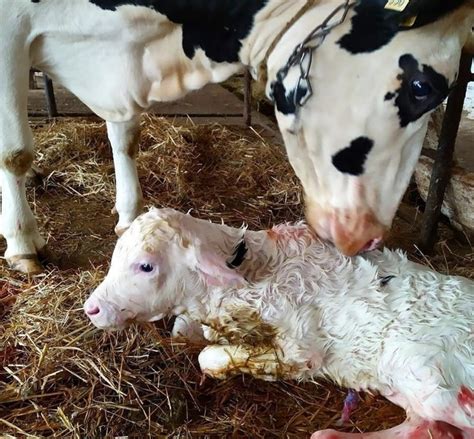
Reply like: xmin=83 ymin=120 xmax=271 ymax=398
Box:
xmin=86 ymin=306 xmax=100 ymax=316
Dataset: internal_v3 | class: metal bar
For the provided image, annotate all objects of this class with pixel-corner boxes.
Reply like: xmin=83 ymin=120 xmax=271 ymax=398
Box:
xmin=418 ymin=52 xmax=472 ymax=252
xmin=43 ymin=73 xmax=58 ymax=118
xmin=29 ymin=69 xmax=36 ymax=90
xmin=243 ymin=69 xmax=252 ymax=127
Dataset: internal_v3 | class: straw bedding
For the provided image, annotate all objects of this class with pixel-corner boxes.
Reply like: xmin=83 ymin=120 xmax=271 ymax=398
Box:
xmin=0 ymin=116 xmax=471 ymax=437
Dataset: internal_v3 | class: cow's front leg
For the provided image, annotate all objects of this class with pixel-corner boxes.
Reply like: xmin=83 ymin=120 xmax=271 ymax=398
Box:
xmin=107 ymin=118 xmax=144 ymax=236
xmin=198 ymin=344 xmax=295 ymax=381
xmin=0 ymin=39 xmax=45 ymax=274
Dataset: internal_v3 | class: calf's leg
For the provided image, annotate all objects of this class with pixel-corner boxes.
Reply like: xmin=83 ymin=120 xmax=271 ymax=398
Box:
xmin=0 ymin=34 xmax=45 ymax=274
xmin=107 ymin=118 xmax=144 ymax=236
xmin=172 ymin=314 xmax=205 ymax=342
xmin=312 ymin=385 xmax=474 ymax=439
xmin=199 ymin=344 xmax=296 ymax=381
xmin=311 ymin=419 xmax=469 ymax=439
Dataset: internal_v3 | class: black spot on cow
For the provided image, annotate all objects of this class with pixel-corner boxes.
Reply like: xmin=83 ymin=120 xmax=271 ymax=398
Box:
xmin=271 ymin=80 xmax=309 ymax=115
xmin=338 ymin=0 xmax=468 ymax=54
xmin=89 ymin=0 xmax=267 ymax=63
xmin=384 ymin=92 xmax=395 ymax=101
xmin=388 ymin=54 xmax=449 ymax=127
xmin=400 ymin=0 xmax=468 ymax=29
xmin=338 ymin=2 xmax=399 ymax=54
xmin=332 ymin=137 xmax=374 ymax=176
xmin=31 ymin=0 xmax=40 ymax=2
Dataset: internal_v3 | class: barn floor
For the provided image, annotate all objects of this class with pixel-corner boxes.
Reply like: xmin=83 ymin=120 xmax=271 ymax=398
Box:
xmin=0 ymin=83 xmax=472 ymax=437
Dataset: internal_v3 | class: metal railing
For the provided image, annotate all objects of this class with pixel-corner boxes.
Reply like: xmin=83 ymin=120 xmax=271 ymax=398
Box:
xmin=418 ymin=52 xmax=473 ymax=252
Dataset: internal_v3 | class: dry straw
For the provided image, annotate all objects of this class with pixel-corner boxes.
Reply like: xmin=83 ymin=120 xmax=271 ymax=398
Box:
xmin=0 ymin=116 xmax=471 ymax=437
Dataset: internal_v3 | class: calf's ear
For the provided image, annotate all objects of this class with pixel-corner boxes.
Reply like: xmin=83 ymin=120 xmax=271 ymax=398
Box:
xmin=194 ymin=249 xmax=246 ymax=288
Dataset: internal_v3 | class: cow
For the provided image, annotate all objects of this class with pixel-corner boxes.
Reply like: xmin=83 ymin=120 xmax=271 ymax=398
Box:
xmin=1 ymin=0 xmax=473 ymax=274
xmin=84 ymin=207 xmax=474 ymax=438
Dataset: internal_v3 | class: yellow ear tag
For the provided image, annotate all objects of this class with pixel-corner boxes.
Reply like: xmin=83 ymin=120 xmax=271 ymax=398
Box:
xmin=384 ymin=0 xmax=410 ymax=12
xmin=400 ymin=15 xmax=417 ymax=27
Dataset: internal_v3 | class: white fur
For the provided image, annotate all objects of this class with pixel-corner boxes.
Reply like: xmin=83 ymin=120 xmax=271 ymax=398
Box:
xmin=85 ymin=208 xmax=474 ymax=438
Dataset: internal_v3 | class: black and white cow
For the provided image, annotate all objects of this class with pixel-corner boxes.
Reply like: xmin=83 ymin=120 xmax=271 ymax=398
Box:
xmin=1 ymin=0 xmax=472 ymax=273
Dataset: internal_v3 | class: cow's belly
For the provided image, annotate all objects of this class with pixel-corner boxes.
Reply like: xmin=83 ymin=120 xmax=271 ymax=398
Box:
xmin=143 ymin=35 xmax=242 ymax=103
xmin=30 ymin=26 xmax=241 ymax=122
xmin=31 ymin=34 xmax=153 ymax=122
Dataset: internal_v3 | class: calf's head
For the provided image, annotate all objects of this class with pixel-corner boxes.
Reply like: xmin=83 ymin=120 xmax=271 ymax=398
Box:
xmin=84 ymin=209 xmax=245 ymax=329
xmin=267 ymin=1 xmax=473 ymax=255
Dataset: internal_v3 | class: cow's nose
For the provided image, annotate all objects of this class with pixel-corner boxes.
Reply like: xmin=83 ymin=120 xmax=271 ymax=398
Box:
xmin=84 ymin=299 xmax=101 ymax=316
xmin=306 ymin=206 xmax=387 ymax=256
xmin=331 ymin=212 xmax=386 ymax=256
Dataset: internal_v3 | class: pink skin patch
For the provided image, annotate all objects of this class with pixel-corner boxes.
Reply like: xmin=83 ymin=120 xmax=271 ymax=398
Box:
xmin=457 ymin=386 xmax=473 ymax=414
xmin=405 ymin=421 xmax=464 ymax=439
xmin=431 ymin=422 xmax=464 ymax=439
xmin=267 ymin=224 xmax=315 ymax=242
xmin=340 ymin=390 xmax=359 ymax=424
xmin=361 ymin=237 xmax=382 ymax=252
xmin=312 ymin=420 xmax=467 ymax=439
xmin=311 ymin=433 xmax=341 ymax=439
xmin=306 ymin=351 xmax=323 ymax=370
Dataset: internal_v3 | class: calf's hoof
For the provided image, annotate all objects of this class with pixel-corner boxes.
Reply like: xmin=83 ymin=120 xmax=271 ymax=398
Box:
xmin=7 ymin=254 xmax=44 ymax=275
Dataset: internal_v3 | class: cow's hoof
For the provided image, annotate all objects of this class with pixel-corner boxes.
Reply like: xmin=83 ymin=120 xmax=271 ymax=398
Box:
xmin=25 ymin=165 xmax=45 ymax=187
xmin=7 ymin=254 xmax=44 ymax=274
xmin=37 ymin=247 xmax=52 ymax=264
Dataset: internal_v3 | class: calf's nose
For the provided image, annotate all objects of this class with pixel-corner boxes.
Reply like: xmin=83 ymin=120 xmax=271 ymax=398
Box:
xmin=84 ymin=298 xmax=101 ymax=317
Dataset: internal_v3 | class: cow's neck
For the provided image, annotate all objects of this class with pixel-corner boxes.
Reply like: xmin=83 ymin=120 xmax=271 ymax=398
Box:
xmin=239 ymin=0 xmax=316 ymax=76
xmin=147 ymin=0 xmax=316 ymax=103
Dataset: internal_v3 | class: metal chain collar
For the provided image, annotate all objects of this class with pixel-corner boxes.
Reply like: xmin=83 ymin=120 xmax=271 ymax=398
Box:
xmin=273 ymin=0 xmax=355 ymax=109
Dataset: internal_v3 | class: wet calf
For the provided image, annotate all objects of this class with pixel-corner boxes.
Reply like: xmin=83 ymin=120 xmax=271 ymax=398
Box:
xmin=85 ymin=208 xmax=473 ymax=438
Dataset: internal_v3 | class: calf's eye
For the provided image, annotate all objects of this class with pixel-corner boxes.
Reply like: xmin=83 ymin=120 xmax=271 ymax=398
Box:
xmin=139 ymin=263 xmax=154 ymax=273
xmin=411 ymin=79 xmax=432 ymax=101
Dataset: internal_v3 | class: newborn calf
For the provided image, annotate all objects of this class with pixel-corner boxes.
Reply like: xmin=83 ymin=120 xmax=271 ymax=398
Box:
xmin=84 ymin=208 xmax=474 ymax=438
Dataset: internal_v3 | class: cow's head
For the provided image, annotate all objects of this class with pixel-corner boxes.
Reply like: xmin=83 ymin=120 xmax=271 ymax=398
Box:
xmin=265 ymin=0 xmax=473 ymax=255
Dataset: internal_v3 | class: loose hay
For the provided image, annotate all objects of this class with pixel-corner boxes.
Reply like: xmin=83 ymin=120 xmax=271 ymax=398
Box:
xmin=0 ymin=116 xmax=471 ymax=437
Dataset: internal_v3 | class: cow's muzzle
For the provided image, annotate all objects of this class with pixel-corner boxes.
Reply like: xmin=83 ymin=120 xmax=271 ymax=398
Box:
xmin=306 ymin=203 xmax=387 ymax=256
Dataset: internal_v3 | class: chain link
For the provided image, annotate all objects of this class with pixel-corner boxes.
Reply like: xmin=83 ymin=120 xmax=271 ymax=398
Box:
xmin=274 ymin=0 xmax=355 ymax=109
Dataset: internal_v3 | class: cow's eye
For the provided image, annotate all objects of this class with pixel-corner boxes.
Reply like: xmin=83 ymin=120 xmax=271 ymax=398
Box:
xmin=411 ymin=79 xmax=432 ymax=100
xmin=139 ymin=263 xmax=154 ymax=273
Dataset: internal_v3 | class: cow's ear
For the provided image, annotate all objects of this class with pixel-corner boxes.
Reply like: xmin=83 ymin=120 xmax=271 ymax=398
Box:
xmin=194 ymin=247 xmax=246 ymax=288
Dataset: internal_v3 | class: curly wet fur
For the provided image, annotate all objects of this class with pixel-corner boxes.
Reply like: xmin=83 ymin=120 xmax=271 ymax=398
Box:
xmin=86 ymin=208 xmax=474 ymax=433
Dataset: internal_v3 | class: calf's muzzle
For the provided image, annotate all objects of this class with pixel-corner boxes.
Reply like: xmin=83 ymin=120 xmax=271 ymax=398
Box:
xmin=84 ymin=294 xmax=131 ymax=329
